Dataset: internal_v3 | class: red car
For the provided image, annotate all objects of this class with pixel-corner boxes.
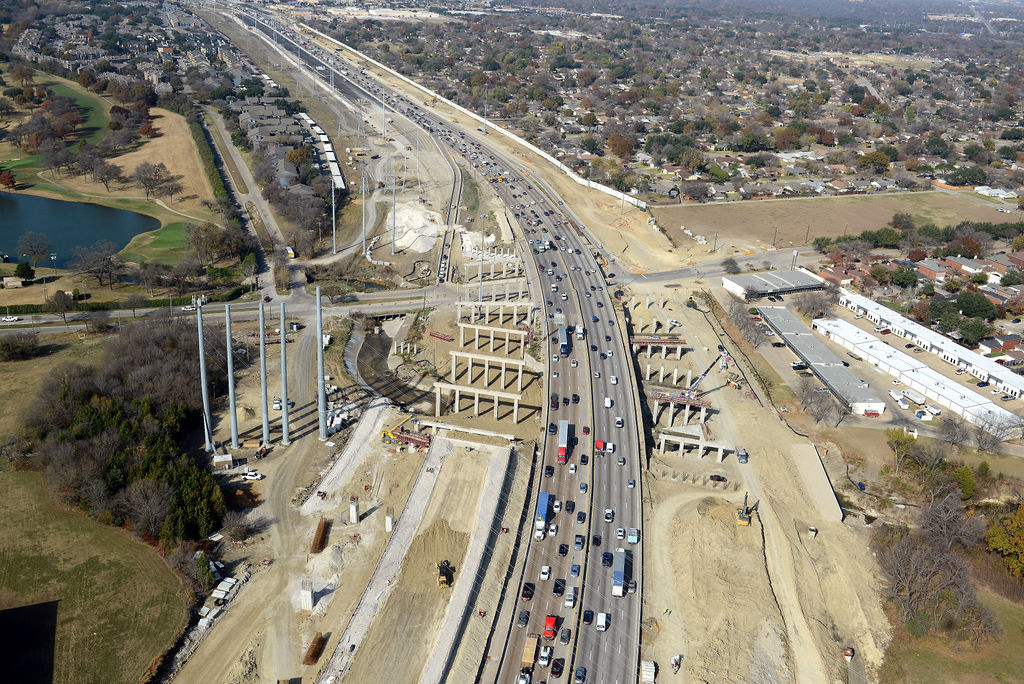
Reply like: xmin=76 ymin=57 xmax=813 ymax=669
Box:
xmin=520 ymin=583 xmax=534 ymax=601
xmin=582 ymin=426 xmax=590 ymax=435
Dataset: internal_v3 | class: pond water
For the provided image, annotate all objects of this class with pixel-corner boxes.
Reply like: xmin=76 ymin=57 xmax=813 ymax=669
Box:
xmin=0 ymin=192 xmax=160 ymax=266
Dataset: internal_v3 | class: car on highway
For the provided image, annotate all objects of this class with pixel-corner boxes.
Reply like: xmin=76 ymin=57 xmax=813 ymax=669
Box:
xmin=571 ymin=359 xmax=578 ymax=368
xmin=538 ymin=645 xmax=552 ymax=668
xmin=549 ymin=523 xmax=558 ymax=535
xmin=569 ymin=463 xmax=577 ymax=474
xmin=582 ymin=610 xmax=594 ymax=625
xmin=574 ymin=666 xmax=587 ymax=683
xmin=551 ymin=396 xmax=559 ymax=409
xmin=572 ymin=394 xmax=580 ymax=403
xmin=521 ymin=583 xmax=534 ymax=601
xmin=540 ymin=565 xmax=551 ymax=581
xmin=181 ymin=305 xmax=196 ymax=312
xmin=562 ymin=397 xmax=569 ymax=406
xmin=574 ymin=534 xmax=584 ymax=550
xmin=560 ymin=628 xmax=571 ymax=644
xmin=576 ymin=511 xmax=585 ymax=524
xmin=617 ymin=456 xmax=626 ymax=466
xmin=709 ymin=474 xmax=727 ymax=482
xmin=579 ymin=482 xmax=587 ymax=493
xmin=614 ymin=417 xmax=624 ymax=428
xmin=604 ymin=509 xmax=614 ymax=523
xmin=570 ymin=563 xmax=580 ymax=577
xmin=1 ymin=315 xmax=21 ymax=322
xmin=617 ymin=527 xmax=625 ymax=540
xmin=552 ymin=371 xmax=559 ymax=378
xmin=548 ymin=423 xmax=557 ymax=434
xmin=551 ymin=658 xmax=564 ymax=678
xmin=517 ymin=610 xmax=529 ymax=627
xmin=553 ymin=579 xmax=564 ymax=596
xmin=602 ymin=552 xmax=612 ymax=567
xmin=628 ymin=478 xmax=635 ymax=488
xmin=558 ymin=543 xmax=569 ymax=556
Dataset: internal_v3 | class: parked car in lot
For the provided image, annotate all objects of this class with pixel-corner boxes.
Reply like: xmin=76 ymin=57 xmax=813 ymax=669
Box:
xmin=709 ymin=474 xmax=727 ymax=482
xmin=243 ymin=471 xmax=265 ymax=480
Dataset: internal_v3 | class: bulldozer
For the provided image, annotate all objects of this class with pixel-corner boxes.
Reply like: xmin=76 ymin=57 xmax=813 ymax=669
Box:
xmin=737 ymin=492 xmax=752 ymax=526
xmin=437 ymin=560 xmax=453 ymax=588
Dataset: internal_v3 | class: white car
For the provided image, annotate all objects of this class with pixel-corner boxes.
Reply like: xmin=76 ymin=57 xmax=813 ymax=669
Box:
xmin=1 ymin=315 xmax=20 ymax=322
xmin=553 ymin=499 xmax=562 ymax=513
xmin=569 ymin=464 xmax=577 ymax=474
xmin=243 ymin=471 xmax=265 ymax=481
xmin=181 ymin=305 xmax=197 ymax=312
xmin=540 ymin=565 xmax=551 ymax=581
xmin=616 ymin=527 xmax=625 ymax=540
xmin=548 ymin=522 xmax=558 ymax=536
xmin=571 ymin=359 xmax=578 ymax=368
xmin=552 ymin=371 xmax=559 ymax=378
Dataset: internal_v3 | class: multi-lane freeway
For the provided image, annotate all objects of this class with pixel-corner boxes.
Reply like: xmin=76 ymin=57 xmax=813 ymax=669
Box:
xmin=225 ymin=8 xmax=642 ymax=683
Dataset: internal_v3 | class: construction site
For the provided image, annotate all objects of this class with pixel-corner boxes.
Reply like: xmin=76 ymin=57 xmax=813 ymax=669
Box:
xmin=623 ymin=280 xmax=891 ymax=683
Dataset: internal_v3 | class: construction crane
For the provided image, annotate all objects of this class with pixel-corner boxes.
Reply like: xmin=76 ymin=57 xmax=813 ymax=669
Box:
xmin=382 ymin=414 xmax=414 ymax=442
xmin=737 ymin=492 xmax=752 ymax=526
xmin=684 ymin=350 xmax=728 ymax=398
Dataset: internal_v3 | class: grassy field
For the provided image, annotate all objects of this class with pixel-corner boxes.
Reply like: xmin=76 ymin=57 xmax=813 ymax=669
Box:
xmin=0 ymin=333 xmax=105 ymax=438
xmin=0 ymin=470 xmax=189 ymax=684
xmin=879 ymin=588 xmax=1024 ymax=683
xmin=120 ymin=222 xmax=191 ymax=263
xmin=652 ymin=191 xmax=1014 ymax=250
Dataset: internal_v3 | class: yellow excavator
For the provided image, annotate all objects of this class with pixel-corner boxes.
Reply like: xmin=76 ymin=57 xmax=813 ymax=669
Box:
xmin=737 ymin=492 xmax=752 ymax=526
xmin=437 ymin=560 xmax=453 ymax=588
xmin=382 ymin=414 xmax=413 ymax=442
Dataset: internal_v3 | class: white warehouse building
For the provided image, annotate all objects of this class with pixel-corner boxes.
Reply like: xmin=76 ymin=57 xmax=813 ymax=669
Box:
xmin=813 ymin=317 xmax=1022 ymax=439
xmin=838 ymin=291 xmax=1024 ymax=399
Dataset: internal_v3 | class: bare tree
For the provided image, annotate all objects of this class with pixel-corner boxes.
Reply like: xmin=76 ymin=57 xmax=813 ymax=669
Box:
xmin=131 ymin=161 xmax=171 ymax=199
xmin=93 ymin=161 xmax=123 ymax=192
xmin=727 ymin=298 xmax=763 ymax=349
xmin=118 ymin=478 xmax=174 ymax=537
xmin=721 ymin=257 xmax=740 ymax=274
xmin=125 ymin=293 xmax=148 ymax=318
xmin=46 ymin=291 xmax=75 ymax=327
xmin=16 ymin=231 xmax=52 ymax=268
xmin=793 ymin=289 xmax=837 ymax=317
xmin=940 ymin=413 xmax=971 ymax=449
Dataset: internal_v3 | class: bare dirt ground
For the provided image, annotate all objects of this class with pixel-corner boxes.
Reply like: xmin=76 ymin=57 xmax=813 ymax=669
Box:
xmin=651 ymin=191 xmax=1011 ymax=253
xmin=628 ymin=281 xmax=892 ymax=683
xmin=341 ymin=442 xmax=486 ymax=682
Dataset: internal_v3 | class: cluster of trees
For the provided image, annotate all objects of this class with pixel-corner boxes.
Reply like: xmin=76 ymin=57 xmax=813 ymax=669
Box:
xmin=873 ymin=493 xmax=999 ymax=644
xmin=252 ymin=145 xmax=344 ymax=258
xmin=24 ymin=319 xmax=226 ymax=546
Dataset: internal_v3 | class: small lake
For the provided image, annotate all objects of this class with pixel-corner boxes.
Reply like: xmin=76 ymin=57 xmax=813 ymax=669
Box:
xmin=0 ymin=192 xmax=160 ymax=267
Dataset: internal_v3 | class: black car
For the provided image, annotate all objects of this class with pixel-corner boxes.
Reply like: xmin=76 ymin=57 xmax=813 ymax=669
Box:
xmin=582 ymin=610 xmax=594 ymax=625
xmin=709 ymin=474 xmax=727 ymax=482
xmin=565 ymin=500 xmax=575 ymax=514
xmin=558 ymin=543 xmax=569 ymax=556
xmin=560 ymin=628 xmax=571 ymax=644
xmin=576 ymin=511 xmax=586 ymax=524
xmin=604 ymin=335 xmax=611 ymax=342
xmin=592 ymin=534 xmax=601 ymax=546
xmin=718 ymin=344 xmax=726 ymax=352
xmin=548 ymin=423 xmax=557 ymax=434
xmin=517 ymin=610 xmax=529 ymax=627
xmin=599 ymin=353 xmax=607 ymax=360
xmin=602 ymin=552 xmax=613 ymax=567
xmin=572 ymin=394 xmax=580 ymax=404
xmin=553 ymin=579 xmax=565 ymax=596
xmin=551 ymin=658 xmax=564 ymax=678
xmin=590 ymin=344 xmax=598 ymax=351
xmin=562 ymin=397 xmax=569 ymax=406
xmin=580 ymin=454 xmax=588 ymax=465
xmin=545 ymin=465 xmax=554 ymax=478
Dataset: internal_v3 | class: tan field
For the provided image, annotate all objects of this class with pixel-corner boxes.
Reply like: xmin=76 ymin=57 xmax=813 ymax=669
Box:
xmin=40 ymin=108 xmax=217 ymax=225
xmin=652 ymin=191 xmax=1012 ymax=252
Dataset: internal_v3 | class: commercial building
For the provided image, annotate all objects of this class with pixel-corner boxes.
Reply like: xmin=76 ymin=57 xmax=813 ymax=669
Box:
xmin=758 ymin=306 xmax=886 ymax=416
xmin=813 ymin=317 xmax=1022 ymax=439
xmin=722 ymin=269 xmax=826 ymax=300
xmin=837 ymin=291 xmax=1024 ymax=398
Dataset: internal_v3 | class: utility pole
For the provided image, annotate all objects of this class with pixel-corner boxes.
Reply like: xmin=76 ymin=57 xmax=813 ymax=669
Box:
xmin=196 ymin=306 xmax=213 ymax=453
xmin=280 ymin=301 xmax=290 ymax=445
xmin=713 ymin=231 xmax=719 ymax=251
xmin=225 ymin=304 xmax=239 ymax=450
xmin=805 ymin=224 xmax=811 ymax=244
xmin=331 ymin=182 xmax=337 ymax=254
xmin=361 ymin=172 xmax=367 ymax=254
xmin=391 ymin=161 xmax=398 ymax=255
xmin=259 ymin=302 xmax=270 ymax=446
xmin=315 ymin=286 xmax=328 ymax=440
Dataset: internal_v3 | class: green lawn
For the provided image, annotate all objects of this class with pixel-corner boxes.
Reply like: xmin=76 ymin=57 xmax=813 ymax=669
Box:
xmin=120 ymin=221 xmax=190 ymax=263
xmin=880 ymin=588 xmax=1024 ymax=683
xmin=0 ymin=470 xmax=189 ymax=684
xmin=42 ymin=78 xmax=111 ymax=145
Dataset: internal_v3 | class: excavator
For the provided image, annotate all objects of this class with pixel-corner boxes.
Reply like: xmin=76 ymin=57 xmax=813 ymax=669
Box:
xmin=737 ymin=492 xmax=752 ymax=526
xmin=437 ymin=560 xmax=453 ymax=587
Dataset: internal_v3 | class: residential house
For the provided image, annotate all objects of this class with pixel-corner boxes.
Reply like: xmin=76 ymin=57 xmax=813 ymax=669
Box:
xmin=943 ymin=256 xmax=985 ymax=275
xmin=977 ymin=334 xmax=1022 ymax=354
xmin=915 ymin=258 xmax=948 ymax=282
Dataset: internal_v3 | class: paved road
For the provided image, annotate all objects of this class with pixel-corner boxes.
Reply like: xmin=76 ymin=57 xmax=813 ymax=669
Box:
xmin=230 ymin=11 xmax=644 ymax=683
